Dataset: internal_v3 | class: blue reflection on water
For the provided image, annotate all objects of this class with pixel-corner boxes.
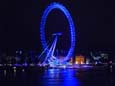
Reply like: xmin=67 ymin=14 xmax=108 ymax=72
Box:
xmin=0 ymin=66 xmax=114 ymax=86
xmin=42 ymin=69 xmax=80 ymax=86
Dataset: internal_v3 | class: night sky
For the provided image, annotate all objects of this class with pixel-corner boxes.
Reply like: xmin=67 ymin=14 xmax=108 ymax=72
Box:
xmin=0 ymin=0 xmax=115 ymax=56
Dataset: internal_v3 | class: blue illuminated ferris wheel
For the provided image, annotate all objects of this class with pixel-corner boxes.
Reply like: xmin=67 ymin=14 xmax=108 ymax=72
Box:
xmin=40 ymin=2 xmax=76 ymax=62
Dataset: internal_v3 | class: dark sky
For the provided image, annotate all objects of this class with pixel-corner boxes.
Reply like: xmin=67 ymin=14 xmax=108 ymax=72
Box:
xmin=0 ymin=0 xmax=115 ymax=55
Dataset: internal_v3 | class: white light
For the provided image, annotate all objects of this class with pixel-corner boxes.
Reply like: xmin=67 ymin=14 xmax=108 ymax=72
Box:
xmin=75 ymin=61 xmax=78 ymax=64
xmin=22 ymin=69 xmax=25 ymax=72
xmin=63 ymin=65 xmax=66 ymax=68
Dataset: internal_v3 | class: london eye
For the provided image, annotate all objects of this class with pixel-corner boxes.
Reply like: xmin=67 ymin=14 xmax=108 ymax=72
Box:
xmin=39 ymin=2 xmax=76 ymax=65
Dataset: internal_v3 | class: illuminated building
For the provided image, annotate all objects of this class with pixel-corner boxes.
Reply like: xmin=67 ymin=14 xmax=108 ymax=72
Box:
xmin=75 ymin=55 xmax=85 ymax=64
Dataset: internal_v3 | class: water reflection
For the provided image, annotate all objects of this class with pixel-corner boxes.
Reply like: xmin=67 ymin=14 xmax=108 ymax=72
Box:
xmin=42 ymin=69 xmax=80 ymax=86
xmin=0 ymin=66 xmax=114 ymax=86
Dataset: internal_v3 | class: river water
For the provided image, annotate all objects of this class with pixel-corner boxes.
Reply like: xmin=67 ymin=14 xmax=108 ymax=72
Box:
xmin=0 ymin=66 xmax=114 ymax=86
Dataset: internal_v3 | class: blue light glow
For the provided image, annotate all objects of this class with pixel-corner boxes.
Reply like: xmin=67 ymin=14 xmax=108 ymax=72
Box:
xmin=43 ymin=69 xmax=80 ymax=86
xmin=40 ymin=2 xmax=76 ymax=62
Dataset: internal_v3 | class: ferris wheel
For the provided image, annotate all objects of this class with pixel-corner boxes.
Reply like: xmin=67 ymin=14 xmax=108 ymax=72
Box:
xmin=39 ymin=2 xmax=76 ymax=63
